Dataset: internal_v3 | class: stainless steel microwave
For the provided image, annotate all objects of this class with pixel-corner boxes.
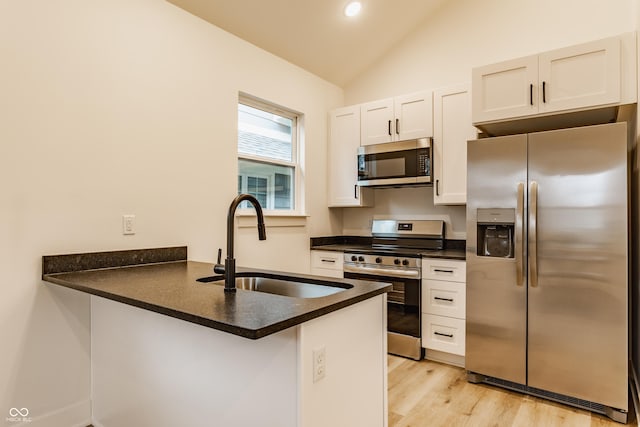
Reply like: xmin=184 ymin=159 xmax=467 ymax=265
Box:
xmin=357 ymin=138 xmax=431 ymax=187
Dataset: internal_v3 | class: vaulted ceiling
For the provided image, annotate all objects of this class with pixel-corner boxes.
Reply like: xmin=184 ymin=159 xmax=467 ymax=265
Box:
xmin=166 ymin=0 xmax=448 ymax=87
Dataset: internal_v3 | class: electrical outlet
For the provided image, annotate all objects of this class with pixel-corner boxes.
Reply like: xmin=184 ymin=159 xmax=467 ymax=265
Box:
xmin=122 ymin=214 xmax=136 ymax=235
xmin=313 ymin=346 xmax=326 ymax=383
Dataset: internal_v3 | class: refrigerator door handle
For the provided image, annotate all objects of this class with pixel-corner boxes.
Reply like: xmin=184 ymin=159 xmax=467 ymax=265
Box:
xmin=529 ymin=181 xmax=538 ymax=287
xmin=516 ymin=182 xmax=525 ymax=286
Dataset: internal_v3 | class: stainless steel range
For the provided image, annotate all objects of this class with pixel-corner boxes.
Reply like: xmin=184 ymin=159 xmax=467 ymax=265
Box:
xmin=343 ymin=219 xmax=444 ymax=360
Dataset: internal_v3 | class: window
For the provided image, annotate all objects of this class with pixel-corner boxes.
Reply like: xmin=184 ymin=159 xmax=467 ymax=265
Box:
xmin=237 ymin=95 xmax=301 ymax=213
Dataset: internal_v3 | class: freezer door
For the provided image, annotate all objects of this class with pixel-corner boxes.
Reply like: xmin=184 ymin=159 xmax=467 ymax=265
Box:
xmin=466 ymin=134 xmax=527 ymax=384
xmin=527 ymin=122 xmax=628 ymax=410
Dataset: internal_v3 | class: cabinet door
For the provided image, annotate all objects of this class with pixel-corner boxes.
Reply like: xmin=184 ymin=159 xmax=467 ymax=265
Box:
xmin=472 ymin=55 xmax=538 ymax=123
xmin=538 ymin=36 xmax=620 ymax=114
xmin=360 ymin=98 xmax=394 ymax=146
xmin=394 ymin=90 xmax=433 ymax=141
xmin=433 ymin=84 xmax=476 ymax=205
xmin=328 ymin=106 xmax=372 ymax=207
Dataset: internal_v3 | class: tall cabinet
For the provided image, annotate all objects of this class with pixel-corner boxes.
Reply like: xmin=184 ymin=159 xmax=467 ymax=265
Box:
xmin=328 ymin=105 xmax=372 ymax=207
xmin=433 ymin=84 xmax=476 ymax=205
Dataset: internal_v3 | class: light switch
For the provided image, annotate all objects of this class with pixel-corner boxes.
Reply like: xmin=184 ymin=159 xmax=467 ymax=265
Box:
xmin=123 ymin=214 xmax=136 ymax=235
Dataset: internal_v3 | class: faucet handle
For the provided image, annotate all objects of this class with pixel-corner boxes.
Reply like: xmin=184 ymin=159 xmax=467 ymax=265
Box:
xmin=214 ymin=248 xmax=225 ymax=274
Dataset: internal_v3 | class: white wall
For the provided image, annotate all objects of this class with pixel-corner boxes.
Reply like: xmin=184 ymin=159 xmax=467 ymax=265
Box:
xmin=345 ymin=0 xmax=638 ymax=104
xmin=0 ymin=0 xmax=342 ymax=425
xmin=341 ymin=0 xmax=638 ymax=238
xmin=343 ymin=187 xmax=466 ymax=239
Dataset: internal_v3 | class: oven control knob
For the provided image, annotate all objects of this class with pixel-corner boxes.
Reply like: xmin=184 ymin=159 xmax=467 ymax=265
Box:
xmin=402 ymin=259 xmax=409 ymax=266
xmin=351 ymin=255 xmax=357 ymax=262
xmin=358 ymin=256 xmax=365 ymax=262
xmin=394 ymin=259 xmax=400 ymax=265
xmin=375 ymin=257 xmax=382 ymax=264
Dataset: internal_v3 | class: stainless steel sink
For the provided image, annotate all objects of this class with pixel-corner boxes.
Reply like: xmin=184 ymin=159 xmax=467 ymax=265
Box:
xmin=196 ymin=273 xmax=352 ymax=298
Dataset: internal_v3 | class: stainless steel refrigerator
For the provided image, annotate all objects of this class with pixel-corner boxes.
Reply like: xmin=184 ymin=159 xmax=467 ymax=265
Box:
xmin=466 ymin=122 xmax=629 ymax=423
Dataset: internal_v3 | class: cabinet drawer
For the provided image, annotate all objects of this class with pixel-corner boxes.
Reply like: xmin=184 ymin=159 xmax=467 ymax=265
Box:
xmin=311 ymin=250 xmax=343 ymax=271
xmin=422 ymin=280 xmax=465 ymax=319
xmin=422 ymin=314 xmax=465 ymax=356
xmin=422 ymin=259 xmax=465 ymax=282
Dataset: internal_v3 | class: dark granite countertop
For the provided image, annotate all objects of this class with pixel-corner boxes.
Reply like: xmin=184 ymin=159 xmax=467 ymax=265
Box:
xmin=311 ymin=244 xmax=465 ymax=260
xmin=310 ymin=237 xmax=466 ymax=260
xmin=42 ymin=247 xmax=391 ymax=340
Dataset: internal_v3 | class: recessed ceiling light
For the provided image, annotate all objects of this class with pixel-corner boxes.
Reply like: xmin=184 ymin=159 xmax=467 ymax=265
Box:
xmin=344 ymin=1 xmax=362 ymax=17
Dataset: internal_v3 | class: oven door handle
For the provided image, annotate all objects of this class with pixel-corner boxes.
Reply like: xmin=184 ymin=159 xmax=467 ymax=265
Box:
xmin=343 ymin=264 xmax=420 ymax=279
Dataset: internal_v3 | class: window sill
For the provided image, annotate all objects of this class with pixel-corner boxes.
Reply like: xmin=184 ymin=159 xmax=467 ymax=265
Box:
xmin=236 ymin=213 xmax=308 ymax=228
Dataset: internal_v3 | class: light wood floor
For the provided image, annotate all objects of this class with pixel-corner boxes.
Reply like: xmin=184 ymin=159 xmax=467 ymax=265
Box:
xmin=388 ymin=355 xmax=637 ymax=427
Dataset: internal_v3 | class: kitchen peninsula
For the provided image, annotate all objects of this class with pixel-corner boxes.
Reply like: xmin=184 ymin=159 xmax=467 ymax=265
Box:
xmin=42 ymin=247 xmax=390 ymax=427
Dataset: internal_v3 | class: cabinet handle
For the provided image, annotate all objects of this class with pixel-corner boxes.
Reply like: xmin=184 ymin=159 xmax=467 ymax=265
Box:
xmin=434 ymin=331 xmax=454 ymax=338
xmin=395 ymin=118 xmax=399 ymax=135
xmin=542 ymin=81 xmax=546 ymax=103
xmin=321 ymin=259 xmax=336 ymax=263
xmin=388 ymin=120 xmax=392 ymax=136
xmin=354 ymin=184 xmax=358 ymax=199
xmin=530 ymin=84 xmax=533 ymax=105
xmin=434 ymin=268 xmax=454 ymax=273
xmin=434 ymin=297 xmax=454 ymax=302
xmin=435 ymin=179 xmax=440 ymax=196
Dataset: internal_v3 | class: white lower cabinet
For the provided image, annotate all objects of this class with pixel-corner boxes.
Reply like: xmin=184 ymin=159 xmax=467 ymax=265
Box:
xmin=310 ymin=250 xmax=343 ymax=278
xmin=422 ymin=314 xmax=466 ymax=356
xmin=421 ymin=258 xmax=466 ymax=367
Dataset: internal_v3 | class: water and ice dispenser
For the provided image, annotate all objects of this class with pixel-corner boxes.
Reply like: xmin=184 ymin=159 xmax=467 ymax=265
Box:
xmin=476 ymin=208 xmax=515 ymax=258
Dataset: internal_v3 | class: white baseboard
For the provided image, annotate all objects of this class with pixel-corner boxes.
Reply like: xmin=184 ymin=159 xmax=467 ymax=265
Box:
xmin=11 ymin=398 xmax=91 ymax=427
xmin=424 ymin=348 xmax=465 ymax=368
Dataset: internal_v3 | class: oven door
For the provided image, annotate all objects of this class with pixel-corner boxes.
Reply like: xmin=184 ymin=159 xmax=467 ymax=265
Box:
xmin=344 ymin=271 xmax=422 ymax=359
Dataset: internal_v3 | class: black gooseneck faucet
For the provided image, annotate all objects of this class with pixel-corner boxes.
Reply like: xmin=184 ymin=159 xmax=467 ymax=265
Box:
xmin=214 ymin=194 xmax=266 ymax=292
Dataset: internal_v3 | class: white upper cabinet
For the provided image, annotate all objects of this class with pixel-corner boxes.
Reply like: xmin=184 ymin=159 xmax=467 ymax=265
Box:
xmin=472 ymin=34 xmax=633 ymax=125
xmin=433 ymin=84 xmax=476 ymax=205
xmin=361 ymin=90 xmax=432 ymax=146
xmin=472 ymin=55 xmax=538 ymax=123
xmin=394 ymin=91 xmax=434 ymax=141
xmin=538 ymin=37 xmax=620 ymax=113
xmin=360 ymin=98 xmax=394 ymax=145
xmin=328 ymin=105 xmax=372 ymax=207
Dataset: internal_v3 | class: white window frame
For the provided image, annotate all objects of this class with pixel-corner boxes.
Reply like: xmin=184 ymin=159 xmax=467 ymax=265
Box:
xmin=238 ymin=173 xmax=270 ymax=208
xmin=237 ymin=93 xmax=304 ymax=216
